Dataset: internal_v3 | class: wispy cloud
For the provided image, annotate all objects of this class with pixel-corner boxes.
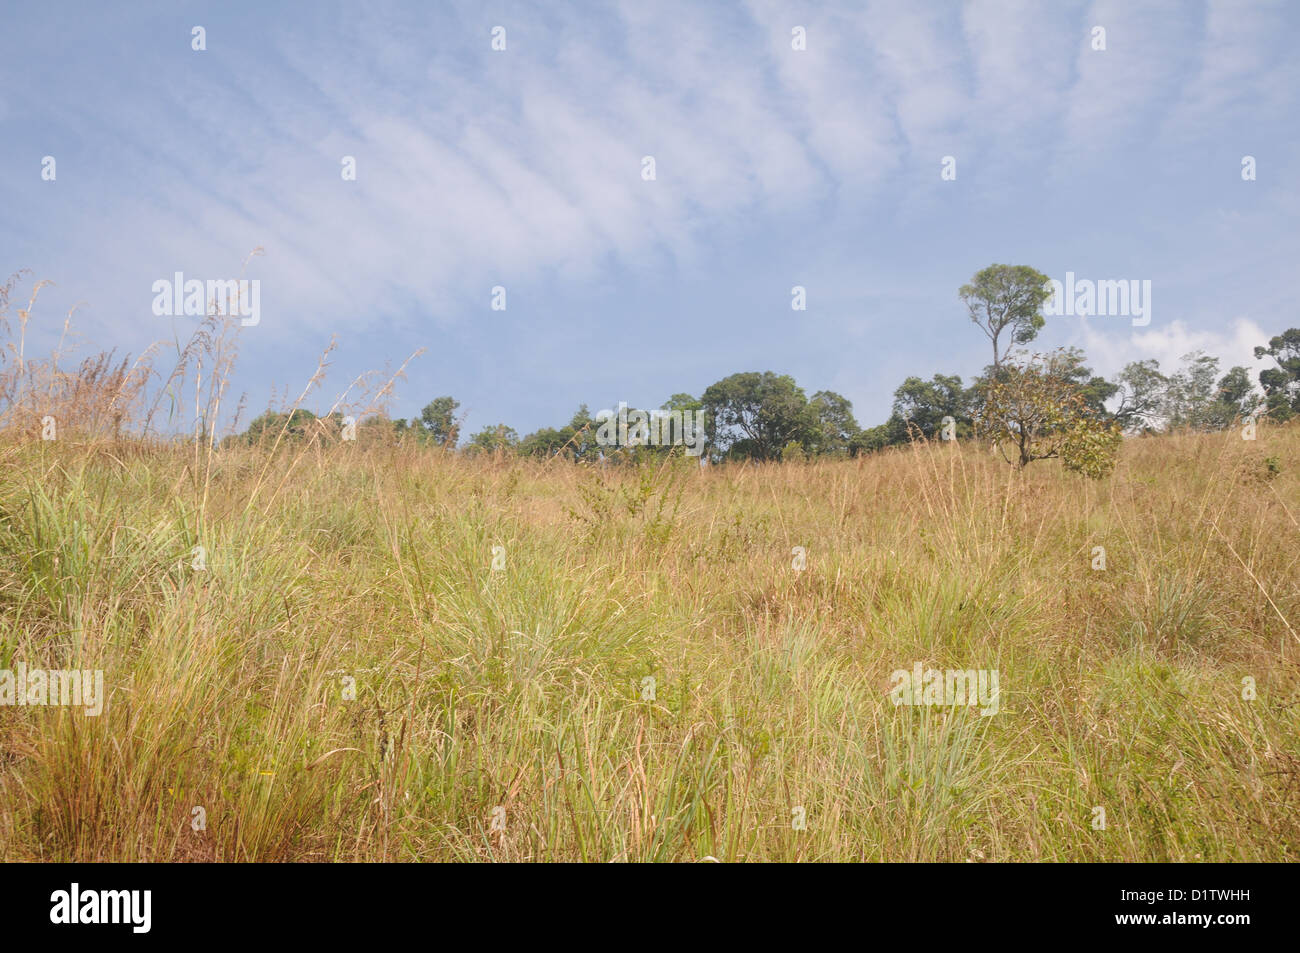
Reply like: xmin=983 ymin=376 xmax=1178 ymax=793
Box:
xmin=0 ymin=0 xmax=1296 ymax=434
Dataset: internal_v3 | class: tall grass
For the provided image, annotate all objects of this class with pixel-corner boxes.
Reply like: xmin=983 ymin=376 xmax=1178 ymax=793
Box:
xmin=0 ymin=420 xmax=1295 ymax=861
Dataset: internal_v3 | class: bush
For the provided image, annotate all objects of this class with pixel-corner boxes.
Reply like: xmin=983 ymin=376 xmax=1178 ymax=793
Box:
xmin=977 ymin=351 xmax=1121 ymax=479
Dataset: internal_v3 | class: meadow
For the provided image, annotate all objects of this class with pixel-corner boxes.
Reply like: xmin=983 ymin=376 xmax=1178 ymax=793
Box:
xmin=1 ymin=417 xmax=1297 ymax=861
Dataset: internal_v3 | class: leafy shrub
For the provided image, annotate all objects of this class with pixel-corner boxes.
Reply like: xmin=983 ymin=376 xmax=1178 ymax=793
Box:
xmin=977 ymin=350 xmax=1120 ymax=479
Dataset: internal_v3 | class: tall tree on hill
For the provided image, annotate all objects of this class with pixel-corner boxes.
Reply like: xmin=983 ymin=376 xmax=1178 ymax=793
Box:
xmin=959 ymin=264 xmax=1053 ymax=370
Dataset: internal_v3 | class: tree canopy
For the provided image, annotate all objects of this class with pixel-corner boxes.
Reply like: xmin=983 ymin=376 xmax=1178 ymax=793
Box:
xmin=959 ymin=264 xmax=1052 ymax=369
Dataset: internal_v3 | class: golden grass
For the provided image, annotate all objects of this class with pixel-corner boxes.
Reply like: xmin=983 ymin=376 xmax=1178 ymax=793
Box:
xmin=0 ymin=419 xmax=1296 ymax=861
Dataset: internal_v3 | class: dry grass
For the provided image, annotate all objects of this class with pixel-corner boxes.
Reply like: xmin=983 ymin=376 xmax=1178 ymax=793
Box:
xmin=0 ymin=277 xmax=153 ymax=440
xmin=0 ymin=421 xmax=1296 ymax=861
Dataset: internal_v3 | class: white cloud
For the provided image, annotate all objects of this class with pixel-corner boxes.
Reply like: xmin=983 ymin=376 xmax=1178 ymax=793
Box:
xmin=1074 ymin=316 xmax=1270 ymax=382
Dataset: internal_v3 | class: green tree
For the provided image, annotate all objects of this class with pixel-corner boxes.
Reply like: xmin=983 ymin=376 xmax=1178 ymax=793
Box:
xmin=959 ymin=264 xmax=1053 ymax=369
xmin=849 ymin=423 xmax=892 ymax=455
xmin=466 ymin=423 xmax=519 ymax=454
xmin=701 ymin=371 xmax=817 ymax=461
xmin=520 ymin=405 xmax=598 ymax=460
xmin=887 ymin=374 xmax=969 ymax=443
xmin=1111 ymin=359 xmax=1169 ymax=433
xmin=1163 ymin=352 xmax=1232 ymax=430
xmin=1216 ymin=366 xmax=1258 ymax=423
xmin=416 ymin=396 xmax=461 ymax=446
xmin=1254 ymin=328 xmax=1300 ymax=422
xmin=661 ymin=393 xmax=702 ymax=413
xmin=518 ymin=426 xmax=569 ymax=457
xmin=808 ymin=390 xmax=860 ymax=456
xmin=643 ymin=393 xmax=708 ymax=460
xmin=232 ymin=408 xmax=319 ymax=445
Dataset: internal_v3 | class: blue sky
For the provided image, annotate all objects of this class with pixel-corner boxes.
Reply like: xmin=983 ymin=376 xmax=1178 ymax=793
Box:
xmin=2 ymin=1 xmax=1297 ymax=438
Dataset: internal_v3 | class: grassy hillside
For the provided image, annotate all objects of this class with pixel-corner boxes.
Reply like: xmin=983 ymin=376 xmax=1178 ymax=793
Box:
xmin=1 ymin=424 xmax=1297 ymax=861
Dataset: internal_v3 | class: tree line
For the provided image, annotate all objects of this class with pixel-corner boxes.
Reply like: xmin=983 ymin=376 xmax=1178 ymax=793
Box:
xmin=232 ymin=265 xmax=1300 ymax=473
